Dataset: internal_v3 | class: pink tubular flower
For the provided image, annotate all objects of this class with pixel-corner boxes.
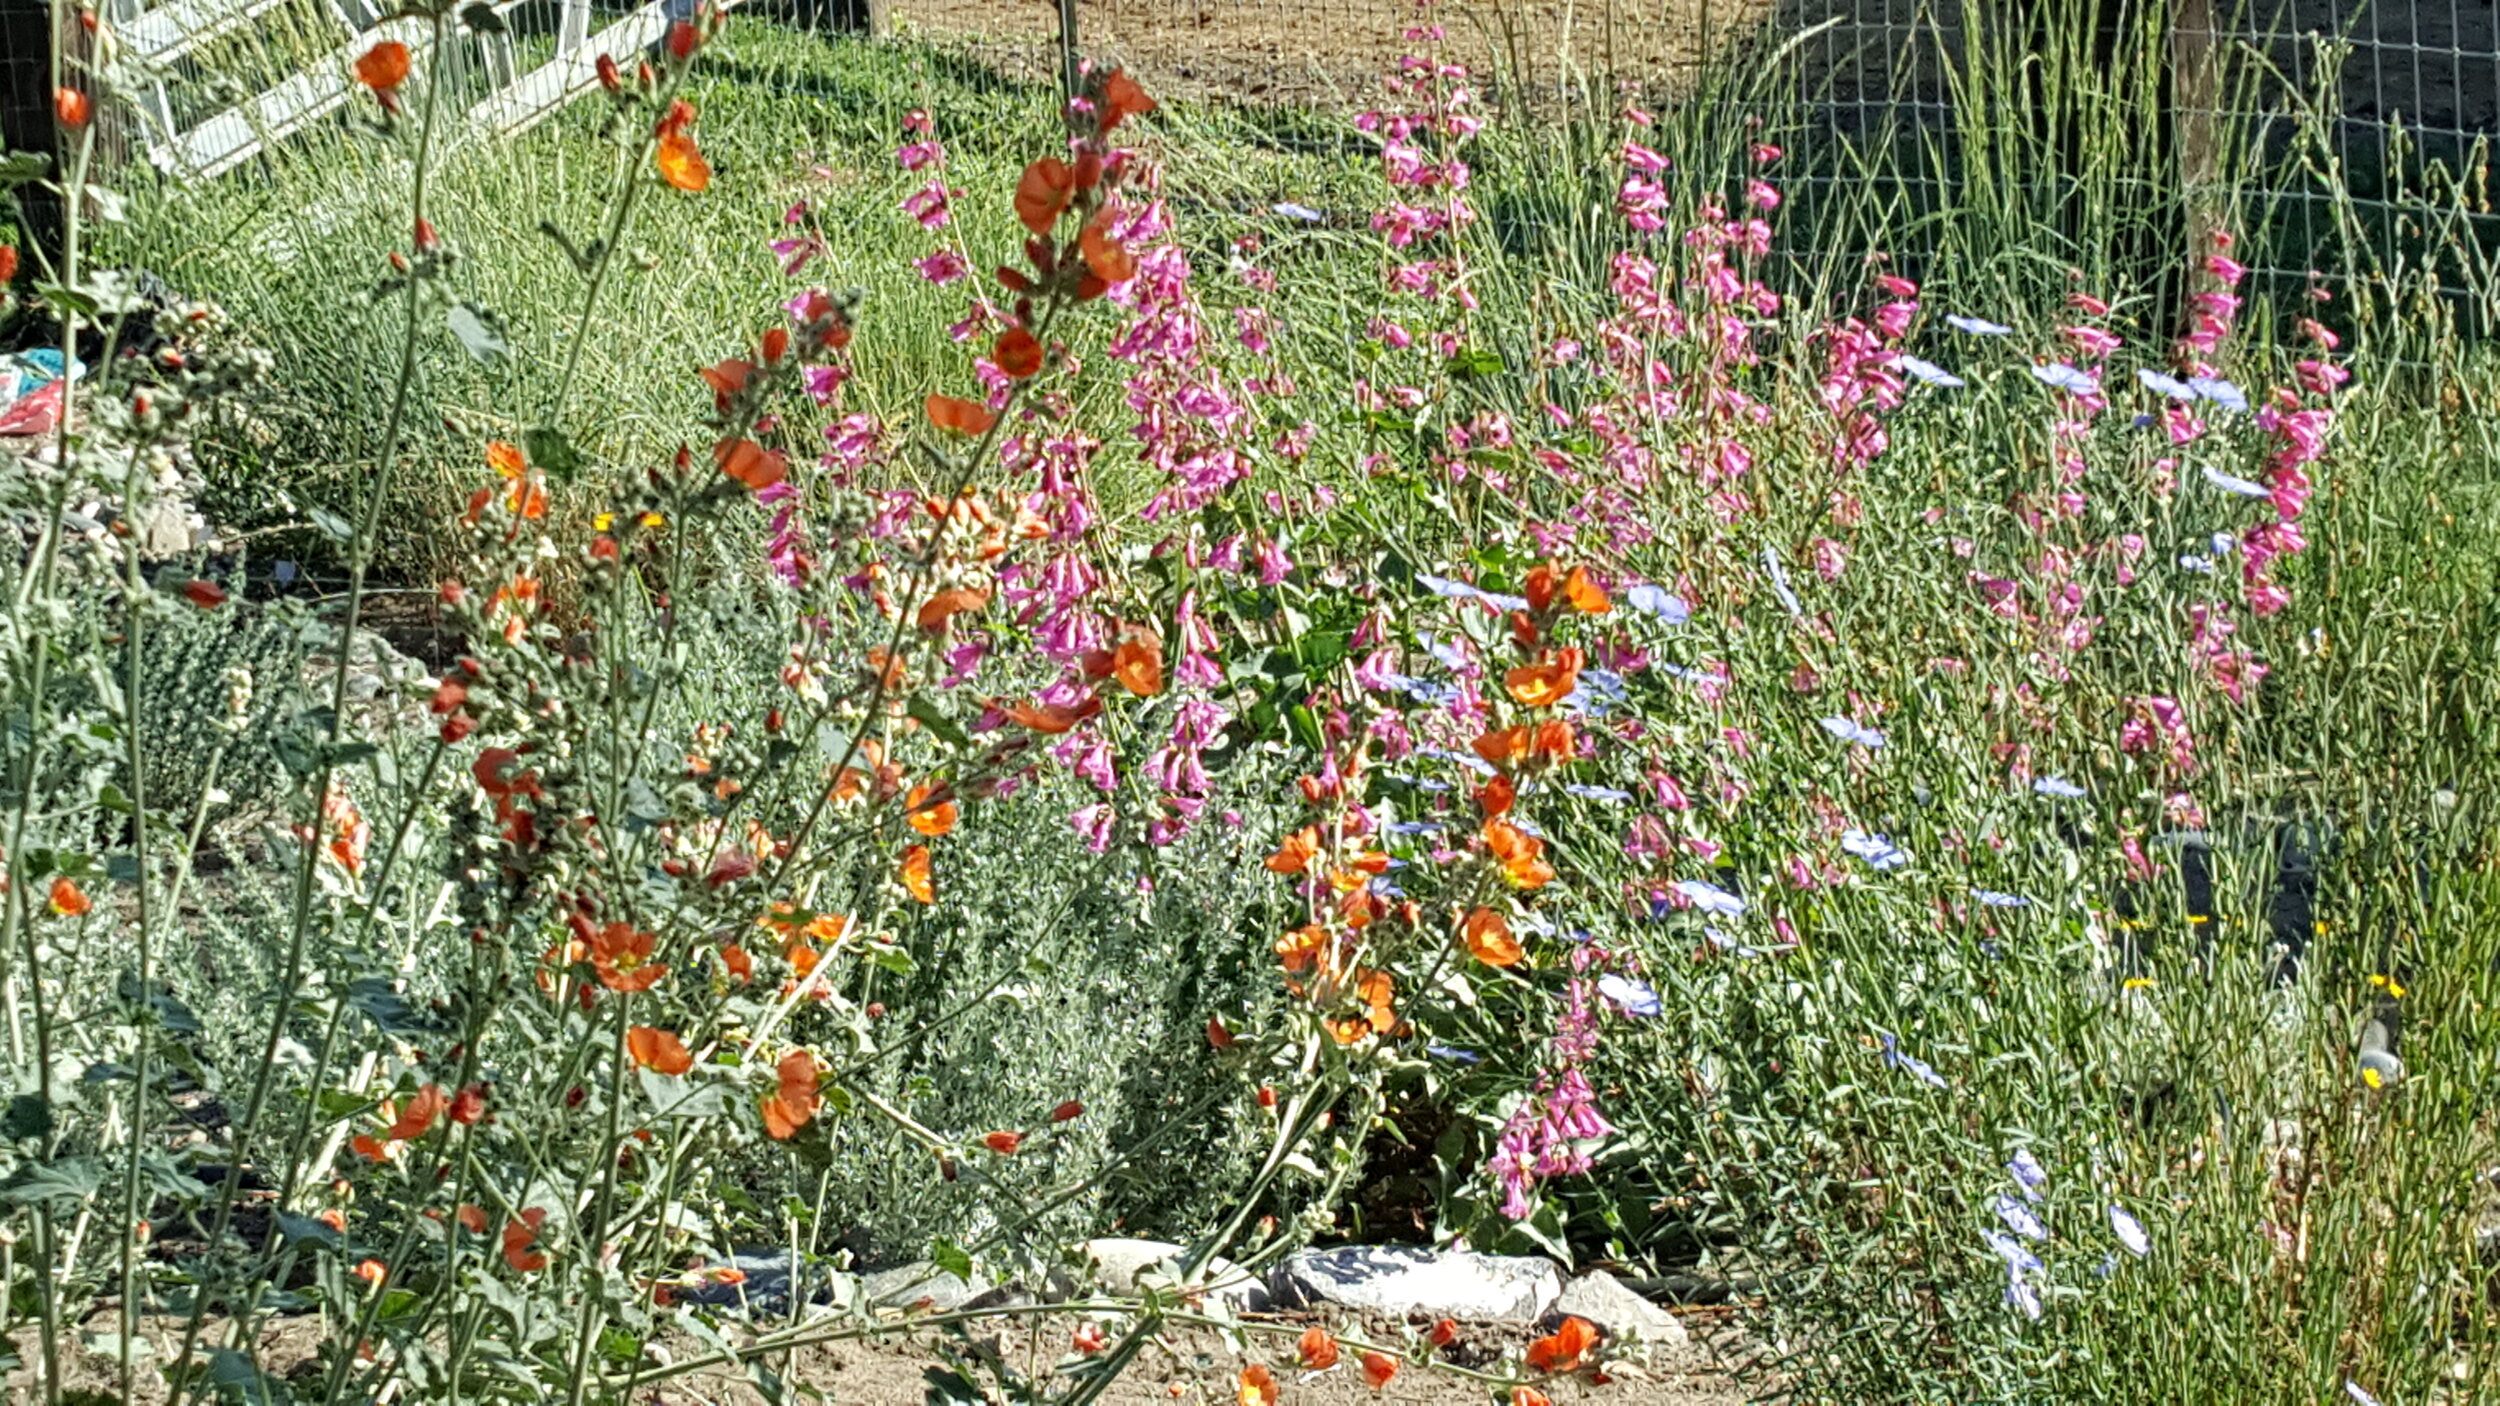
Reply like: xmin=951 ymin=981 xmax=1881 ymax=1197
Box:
xmin=914 ymin=249 xmax=968 ymax=285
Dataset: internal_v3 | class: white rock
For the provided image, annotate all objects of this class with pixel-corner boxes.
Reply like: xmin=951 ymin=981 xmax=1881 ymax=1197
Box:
xmin=1551 ymin=1271 xmax=1688 ymax=1344
xmin=1268 ymin=1245 xmax=1561 ymax=1322
xmin=1081 ymin=1236 xmax=1267 ymax=1308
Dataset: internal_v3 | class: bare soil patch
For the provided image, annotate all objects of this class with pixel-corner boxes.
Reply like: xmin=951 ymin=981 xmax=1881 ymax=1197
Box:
xmin=883 ymin=0 xmax=1771 ymax=107
xmin=19 ymin=1306 xmax=1765 ymax=1404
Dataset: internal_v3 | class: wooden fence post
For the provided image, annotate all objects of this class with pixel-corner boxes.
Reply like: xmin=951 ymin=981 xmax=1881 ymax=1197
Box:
xmin=2172 ymin=0 xmax=2221 ymax=266
xmin=1058 ymin=0 xmax=1080 ymax=105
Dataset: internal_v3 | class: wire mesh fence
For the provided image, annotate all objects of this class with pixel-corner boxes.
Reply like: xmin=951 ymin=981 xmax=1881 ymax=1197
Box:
xmin=12 ymin=0 xmax=2497 ymax=352
xmin=803 ymin=0 xmax=2500 ymax=350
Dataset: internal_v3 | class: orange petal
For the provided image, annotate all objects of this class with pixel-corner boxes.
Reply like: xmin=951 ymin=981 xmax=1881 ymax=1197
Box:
xmin=656 ymin=131 xmax=711 ymax=192
xmin=925 ymin=393 xmax=997 ymax=437
xmin=899 ymin=845 xmax=935 ymax=904
xmin=1298 ymin=1326 xmax=1340 ymax=1370
xmin=994 ymin=326 xmax=1043 ymax=379
xmin=626 ymin=1026 xmax=694 ymax=1076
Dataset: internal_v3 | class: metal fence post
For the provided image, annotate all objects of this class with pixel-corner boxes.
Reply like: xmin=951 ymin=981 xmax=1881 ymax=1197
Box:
xmin=1058 ymin=0 xmax=1079 ymax=106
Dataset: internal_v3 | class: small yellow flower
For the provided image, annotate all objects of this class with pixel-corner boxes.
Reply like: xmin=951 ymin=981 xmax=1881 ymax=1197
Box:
xmin=2361 ymin=1066 xmax=2384 ymax=1090
xmin=2123 ymin=976 xmax=2157 ymax=991
xmin=2367 ymin=973 xmax=2407 ymax=999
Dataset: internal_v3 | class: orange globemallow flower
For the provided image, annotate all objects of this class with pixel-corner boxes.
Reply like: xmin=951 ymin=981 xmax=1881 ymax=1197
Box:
xmin=47 ymin=877 xmax=91 ymax=917
xmin=54 ymin=88 xmax=91 ymax=128
xmin=981 ymin=1130 xmax=1022 ymax=1155
xmin=1461 ymin=907 xmax=1524 ymax=967
xmin=502 ymin=1208 xmax=550 ymax=1272
xmin=1532 ymin=718 xmax=1576 ymax=764
xmin=1110 ymin=634 xmax=1164 ymax=697
xmin=1079 ymin=216 xmax=1136 ymax=285
xmin=1298 ymin=1326 xmax=1340 ymax=1370
xmin=1524 ymin=1316 xmax=1599 ymax=1373
xmin=626 ymin=1026 xmax=694 ymax=1076
xmin=184 ymin=579 xmax=228 ymax=608
xmin=925 ymin=393 xmax=996 ymax=436
xmin=1504 ymin=648 xmax=1583 ymax=708
xmin=1479 ymin=774 xmax=1516 ymax=817
xmin=1564 ymin=565 xmax=1612 ymax=613
xmin=1237 ymin=1363 xmax=1279 ymax=1406
xmin=589 ymin=923 xmax=666 ymax=992
xmin=916 ymin=586 xmax=991 ymax=633
xmin=353 ymin=41 xmax=410 ymax=92
xmin=716 ymin=437 xmax=786 ymax=491
xmin=1265 ymin=826 xmax=1319 ymax=875
xmin=1483 ymin=819 xmax=1555 ymax=890
xmin=899 ymin=845 xmax=935 ymax=904
xmin=1050 ymin=1099 xmax=1085 ymax=1123
xmin=761 ymin=1049 xmax=820 ymax=1139
xmin=1359 ymin=1352 xmax=1399 ymax=1389
xmin=994 ymin=326 xmax=1044 ymax=379
xmin=1273 ymin=923 xmax=1328 ymax=976
xmin=905 ymin=782 xmax=958 ymax=837
xmin=1525 ymin=563 xmax=1611 ymax=615
xmin=1099 ymin=69 xmax=1156 ymax=132
xmin=1473 ymin=725 xmax=1529 ymax=770
xmin=1014 ymin=157 xmax=1075 ymax=235
xmin=1512 ymin=1391 xmax=1554 ymax=1406
xmin=385 ymin=1084 xmax=446 ymax=1142
xmin=699 ymin=357 xmax=756 ymax=407
xmin=999 ymin=695 xmax=1101 ymax=735
xmin=1353 ymin=968 xmax=1397 ymax=1034
xmin=656 ymin=130 xmax=710 ymax=192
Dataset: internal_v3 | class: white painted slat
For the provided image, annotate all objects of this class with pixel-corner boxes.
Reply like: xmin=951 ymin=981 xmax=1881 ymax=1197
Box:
xmin=463 ymin=0 xmax=677 ymax=138
xmin=150 ymin=14 xmax=431 ymax=178
xmin=123 ymin=0 xmax=298 ymax=63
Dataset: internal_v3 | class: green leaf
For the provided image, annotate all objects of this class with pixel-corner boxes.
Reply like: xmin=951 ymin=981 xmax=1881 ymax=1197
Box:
xmin=928 ymin=1237 xmax=973 ymax=1283
xmin=274 ymin=1211 xmax=343 ymax=1250
xmin=0 ymin=1156 xmax=104 ymax=1208
xmin=306 ymin=506 xmax=356 ymax=545
xmin=1 ymin=1094 xmax=53 ymax=1142
xmin=1288 ymin=704 xmax=1326 ymax=753
xmin=447 ymin=302 xmax=508 ymax=364
xmin=0 ymin=151 xmax=50 ymax=187
xmin=637 ymin=1068 xmax=728 ymax=1120
xmin=923 ymin=1366 xmax=985 ymax=1406
xmin=522 ymin=426 xmax=583 ymax=480
xmin=348 ymin=979 xmax=441 ymax=1040
xmin=865 ymin=943 xmax=915 ymax=976
xmin=205 ymin=1347 xmax=284 ymax=1405
xmin=905 ymin=694 xmax=971 ymax=750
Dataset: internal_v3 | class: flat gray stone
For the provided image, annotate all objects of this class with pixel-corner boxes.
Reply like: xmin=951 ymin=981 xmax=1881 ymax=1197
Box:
xmin=1551 ymin=1270 xmax=1688 ymax=1345
xmin=1081 ymin=1236 xmax=1267 ymax=1308
xmin=863 ymin=1259 xmax=1000 ymax=1312
xmin=673 ymin=1250 xmax=857 ymax=1315
xmin=1267 ymin=1245 xmax=1560 ymax=1322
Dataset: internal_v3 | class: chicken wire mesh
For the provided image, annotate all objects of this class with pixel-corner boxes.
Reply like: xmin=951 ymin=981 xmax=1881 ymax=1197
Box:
xmin=8 ymin=0 xmax=2493 ymax=349
xmin=824 ymin=0 xmax=2500 ymax=348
